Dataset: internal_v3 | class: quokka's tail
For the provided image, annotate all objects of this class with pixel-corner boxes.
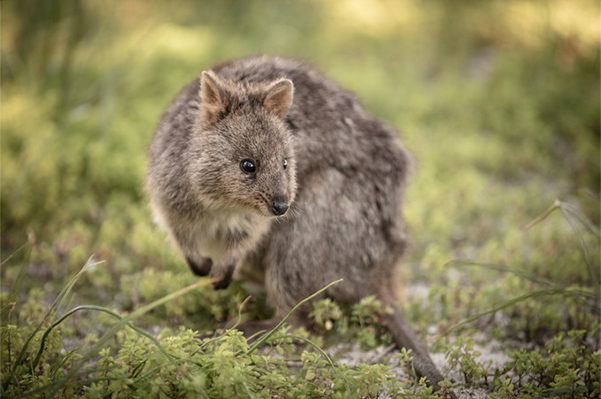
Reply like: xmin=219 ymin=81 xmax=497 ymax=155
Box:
xmin=381 ymin=304 xmax=458 ymax=399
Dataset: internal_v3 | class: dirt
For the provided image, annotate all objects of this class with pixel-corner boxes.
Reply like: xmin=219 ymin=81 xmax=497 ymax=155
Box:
xmin=328 ymin=337 xmax=510 ymax=398
xmin=324 ymin=282 xmax=514 ymax=398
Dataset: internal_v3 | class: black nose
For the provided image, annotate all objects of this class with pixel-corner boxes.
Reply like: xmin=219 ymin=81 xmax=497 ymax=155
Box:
xmin=271 ymin=199 xmax=289 ymax=216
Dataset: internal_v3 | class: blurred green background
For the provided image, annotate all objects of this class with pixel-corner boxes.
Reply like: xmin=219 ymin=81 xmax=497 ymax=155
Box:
xmin=1 ymin=0 xmax=599 ymax=335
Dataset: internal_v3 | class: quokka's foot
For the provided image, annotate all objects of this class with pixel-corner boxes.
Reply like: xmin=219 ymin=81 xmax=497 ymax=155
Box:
xmin=186 ymin=256 xmax=212 ymax=276
xmin=212 ymin=265 xmax=235 ymax=290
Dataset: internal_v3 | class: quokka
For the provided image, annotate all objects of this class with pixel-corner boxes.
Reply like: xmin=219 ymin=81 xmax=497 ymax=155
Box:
xmin=147 ymin=55 xmax=455 ymax=397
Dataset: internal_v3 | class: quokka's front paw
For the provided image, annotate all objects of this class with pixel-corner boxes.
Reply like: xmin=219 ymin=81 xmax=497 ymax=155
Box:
xmin=212 ymin=264 xmax=235 ymax=290
xmin=186 ymin=256 xmax=213 ymax=276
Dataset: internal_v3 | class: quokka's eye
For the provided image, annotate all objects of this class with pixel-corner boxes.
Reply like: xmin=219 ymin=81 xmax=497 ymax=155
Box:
xmin=240 ymin=159 xmax=256 ymax=174
xmin=283 ymin=159 xmax=288 ymax=170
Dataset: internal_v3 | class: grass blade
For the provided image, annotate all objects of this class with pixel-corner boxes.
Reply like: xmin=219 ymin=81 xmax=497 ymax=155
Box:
xmin=17 ymin=277 xmax=215 ymax=398
xmin=51 ymin=257 xmax=104 ymax=322
xmin=559 ymin=201 xmax=600 ymax=238
xmin=31 ymin=305 xmax=179 ymax=371
xmin=523 ymin=199 xmax=600 ymax=296
xmin=557 ymin=202 xmax=601 ymax=294
xmin=524 ymin=199 xmax=561 ymax=231
xmin=1 ymin=243 xmax=32 ymax=318
xmin=274 ymin=334 xmax=335 ymax=367
xmin=446 ymin=260 xmax=555 ymax=287
xmin=440 ymin=286 xmax=595 ymax=337
xmin=4 ymin=257 xmax=102 ymax=393
xmin=1 ymin=242 xmax=32 ymax=297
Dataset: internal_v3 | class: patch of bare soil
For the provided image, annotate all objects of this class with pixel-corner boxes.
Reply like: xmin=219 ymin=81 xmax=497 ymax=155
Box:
xmin=328 ymin=337 xmax=510 ymax=398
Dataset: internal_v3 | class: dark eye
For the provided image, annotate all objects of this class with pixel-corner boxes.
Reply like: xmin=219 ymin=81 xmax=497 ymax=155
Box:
xmin=240 ymin=159 xmax=256 ymax=174
xmin=283 ymin=159 xmax=288 ymax=170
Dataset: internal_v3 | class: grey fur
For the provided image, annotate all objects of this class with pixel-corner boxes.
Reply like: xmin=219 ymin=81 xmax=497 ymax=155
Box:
xmin=147 ymin=56 xmax=455 ymax=397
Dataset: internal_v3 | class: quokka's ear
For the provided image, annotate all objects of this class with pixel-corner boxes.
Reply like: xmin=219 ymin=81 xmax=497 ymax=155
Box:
xmin=199 ymin=71 xmax=227 ymax=125
xmin=263 ymin=79 xmax=294 ymax=119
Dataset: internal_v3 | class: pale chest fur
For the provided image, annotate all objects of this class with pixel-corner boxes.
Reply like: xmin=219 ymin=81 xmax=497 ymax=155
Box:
xmin=195 ymin=210 xmax=271 ymax=262
xmin=151 ymin=198 xmax=271 ymax=264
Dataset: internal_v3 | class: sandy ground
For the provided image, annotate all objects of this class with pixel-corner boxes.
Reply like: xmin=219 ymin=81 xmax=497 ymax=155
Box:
xmin=329 ymin=338 xmax=510 ymax=398
xmin=325 ymin=282 xmax=515 ymax=398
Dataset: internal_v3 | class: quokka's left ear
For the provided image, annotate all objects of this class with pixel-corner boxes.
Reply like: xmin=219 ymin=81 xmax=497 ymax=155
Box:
xmin=263 ymin=79 xmax=294 ymax=119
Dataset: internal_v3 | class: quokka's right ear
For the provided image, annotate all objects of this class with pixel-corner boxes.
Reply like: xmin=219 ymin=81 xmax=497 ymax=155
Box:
xmin=263 ymin=79 xmax=294 ymax=119
xmin=199 ymin=71 xmax=227 ymax=125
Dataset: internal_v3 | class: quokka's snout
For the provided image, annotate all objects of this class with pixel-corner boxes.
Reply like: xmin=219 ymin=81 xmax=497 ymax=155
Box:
xmin=270 ymin=196 xmax=290 ymax=216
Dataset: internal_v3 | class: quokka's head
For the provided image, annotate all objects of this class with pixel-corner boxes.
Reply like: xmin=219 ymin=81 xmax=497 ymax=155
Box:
xmin=189 ymin=70 xmax=297 ymax=217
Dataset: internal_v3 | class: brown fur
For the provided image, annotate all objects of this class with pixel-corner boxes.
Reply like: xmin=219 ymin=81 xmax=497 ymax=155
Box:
xmin=146 ymin=56 xmax=455 ymax=397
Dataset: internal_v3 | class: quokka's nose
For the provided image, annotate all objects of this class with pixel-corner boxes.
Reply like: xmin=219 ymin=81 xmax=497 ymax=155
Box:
xmin=271 ymin=199 xmax=290 ymax=216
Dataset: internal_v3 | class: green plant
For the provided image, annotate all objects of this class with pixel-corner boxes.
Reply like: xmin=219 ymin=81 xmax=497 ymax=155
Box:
xmin=444 ymin=336 xmax=488 ymax=386
xmin=490 ymin=330 xmax=600 ymax=398
xmin=309 ymin=298 xmax=343 ymax=333
xmin=350 ymin=296 xmax=394 ymax=349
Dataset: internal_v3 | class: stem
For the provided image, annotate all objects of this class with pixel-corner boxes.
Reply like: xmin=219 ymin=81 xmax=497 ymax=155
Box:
xmin=274 ymin=334 xmax=334 ymax=367
xmin=523 ymin=199 xmax=561 ymax=231
xmin=245 ymin=279 xmax=343 ymax=355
